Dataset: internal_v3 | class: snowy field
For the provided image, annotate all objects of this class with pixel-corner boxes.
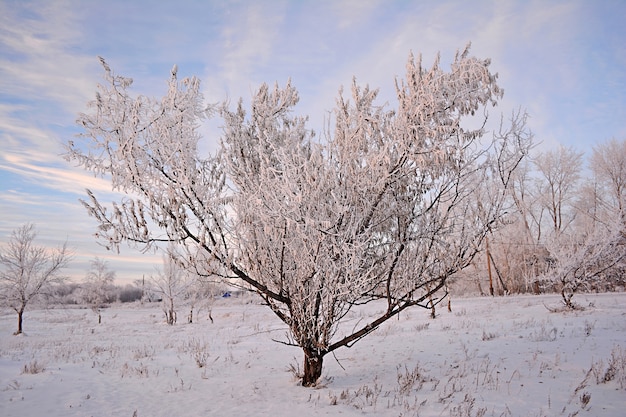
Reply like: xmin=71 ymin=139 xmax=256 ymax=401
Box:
xmin=1 ymin=293 xmax=625 ymax=417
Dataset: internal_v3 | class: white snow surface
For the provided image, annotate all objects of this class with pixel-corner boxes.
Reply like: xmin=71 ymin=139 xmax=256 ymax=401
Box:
xmin=1 ymin=293 xmax=625 ymax=417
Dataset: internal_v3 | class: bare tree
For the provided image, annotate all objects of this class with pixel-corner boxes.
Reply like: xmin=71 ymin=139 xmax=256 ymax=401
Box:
xmin=590 ymin=138 xmax=626 ymax=215
xmin=509 ymin=158 xmax=544 ymax=242
xmin=533 ymin=145 xmax=584 ymax=235
xmin=81 ymin=257 xmax=116 ymax=323
xmin=475 ymin=112 xmax=539 ymax=295
xmin=66 ymin=47 xmax=529 ymax=385
xmin=185 ymin=276 xmax=218 ymax=324
xmin=0 ymin=224 xmax=71 ymax=334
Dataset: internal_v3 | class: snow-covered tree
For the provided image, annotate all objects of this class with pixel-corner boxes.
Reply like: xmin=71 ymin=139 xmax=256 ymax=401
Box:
xmin=0 ymin=224 xmax=71 ymax=334
xmin=150 ymin=251 xmax=193 ymax=325
xmin=81 ymin=257 xmax=116 ymax=323
xmin=66 ymin=47 xmax=529 ymax=385
xmin=543 ymin=216 xmax=624 ymax=309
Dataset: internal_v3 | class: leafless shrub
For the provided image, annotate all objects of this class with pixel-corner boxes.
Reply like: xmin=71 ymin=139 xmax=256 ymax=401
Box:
xmin=21 ymin=360 xmax=45 ymax=374
xmin=286 ymin=357 xmax=303 ymax=381
xmin=528 ymin=324 xmax=557 ymax=342
xmin=564 ymin=368 xmax=594 ymax=416
xmin=90 ymin=343 xmax=120 ymax=360
xmin=449 ymin=393 xmax=487 ymax=417
xmin=340 ymin=378 xmax=383 ymax=410
xmin=481 ymin=329 xmax=497 ymax=341
xmin=413 ymin=322 xmax=430 ymax=332
xmin=167 ymin=378 xmax=191 ymax=393
xmin=396 ymin=363 xmax=427 ymax=395
xmin=132 ymin=345 xmax=155 ymax=360
xmin=439 ymin=376 xmax=466 ymax=403
xmin=475 ymin=357 xmax=500 ymax=391
xmin=179 ymin=337 xmax=211 ymax=368
xmin=592 ymin=345 xmax=626 ymax=388
xmin=190 ymin=339 xmax=210 ymax=368
xmin=120 ymin=362 xmax=150 ymax=378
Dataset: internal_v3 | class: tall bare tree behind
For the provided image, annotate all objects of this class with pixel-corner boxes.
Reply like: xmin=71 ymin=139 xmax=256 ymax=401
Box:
xmin=590 ymin=138 xmax=626 ymax=215
xmin=66 ymin=47 xmax=529 ymax=385
xmin=0 ymin=224 xmax=71 ymax=334
xmin=533 ymin=145 xmax=584 ymax=235
xmin=534 ymin=143 xmax=625 ymax=308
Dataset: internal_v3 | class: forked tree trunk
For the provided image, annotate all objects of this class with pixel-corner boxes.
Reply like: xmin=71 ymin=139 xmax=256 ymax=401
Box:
xmin=561 ymin=287 xmax=575 ymax=309
xmin=164 ymin=298 xmax=176 ymax=325
xmin=302 ymin=349 xmax=324 ymax=387
xmin=15 ymin=307 xmax=25 ymax=335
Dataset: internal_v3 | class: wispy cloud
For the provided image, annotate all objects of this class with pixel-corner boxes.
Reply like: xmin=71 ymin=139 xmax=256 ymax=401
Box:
xmin=1 ymin=152 xmax=114 ymax=196
xmin=0 ymin=1 xmax=100 ymax=114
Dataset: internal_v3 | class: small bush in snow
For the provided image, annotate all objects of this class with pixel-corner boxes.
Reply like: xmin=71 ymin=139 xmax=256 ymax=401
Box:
xmin=21 ymin=360 xmax=45 ymax=374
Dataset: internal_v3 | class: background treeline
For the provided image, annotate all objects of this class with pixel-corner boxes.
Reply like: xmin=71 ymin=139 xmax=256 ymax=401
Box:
xmin=53 ymin=282 xmax=144 ymax=305
xmin=452 ymin=138 xmax=626 ymax=304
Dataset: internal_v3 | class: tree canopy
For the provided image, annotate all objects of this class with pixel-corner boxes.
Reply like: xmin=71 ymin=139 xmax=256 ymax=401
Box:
xmin=67 ymin=46 xmax=530 ymax=385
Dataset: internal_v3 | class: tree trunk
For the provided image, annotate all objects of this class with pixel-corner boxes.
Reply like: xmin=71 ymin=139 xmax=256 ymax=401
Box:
xmin=165 ymin=310 xmax=175 ymax=325
xmin=165 ymin=298 xmax=176 ymax=325
xmin=301 ymin=349 xmax=324 ymax=387
xmin=15 ymin=307 xmax=24 ymax=335
xmin=486 ymin=237 xmax=494 ymax=296
xmin=428 ymin=294 xmax=436 ymax=319
xmin=561 ymin=287 xmax=575 ymax=309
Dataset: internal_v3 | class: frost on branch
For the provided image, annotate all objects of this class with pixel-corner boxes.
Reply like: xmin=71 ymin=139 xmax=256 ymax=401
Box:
xmin=67 ymin=58 xmax=227 ymax=255
xmin=68 ymin=47 xmax=530 ymax=386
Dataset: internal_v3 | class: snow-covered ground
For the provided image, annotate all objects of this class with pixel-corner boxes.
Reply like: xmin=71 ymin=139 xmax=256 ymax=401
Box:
xmin=1 ymin=293 xmax=624 ymax=417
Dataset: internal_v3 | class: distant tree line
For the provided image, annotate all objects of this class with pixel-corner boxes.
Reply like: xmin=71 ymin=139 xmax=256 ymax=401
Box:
xmin=454 ymin=138 xmax=626 ymax=308
xmin=53 ymin=281 xmax=143 ymax=305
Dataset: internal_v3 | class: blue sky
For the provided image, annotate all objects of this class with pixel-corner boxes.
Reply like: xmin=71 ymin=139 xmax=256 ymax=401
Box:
xmin=1 ymin=0 xmax=625 ymax=284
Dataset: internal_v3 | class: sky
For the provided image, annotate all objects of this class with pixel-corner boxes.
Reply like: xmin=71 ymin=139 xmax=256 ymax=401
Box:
xmin=1 ymin=0 xmax=625 ymax=284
